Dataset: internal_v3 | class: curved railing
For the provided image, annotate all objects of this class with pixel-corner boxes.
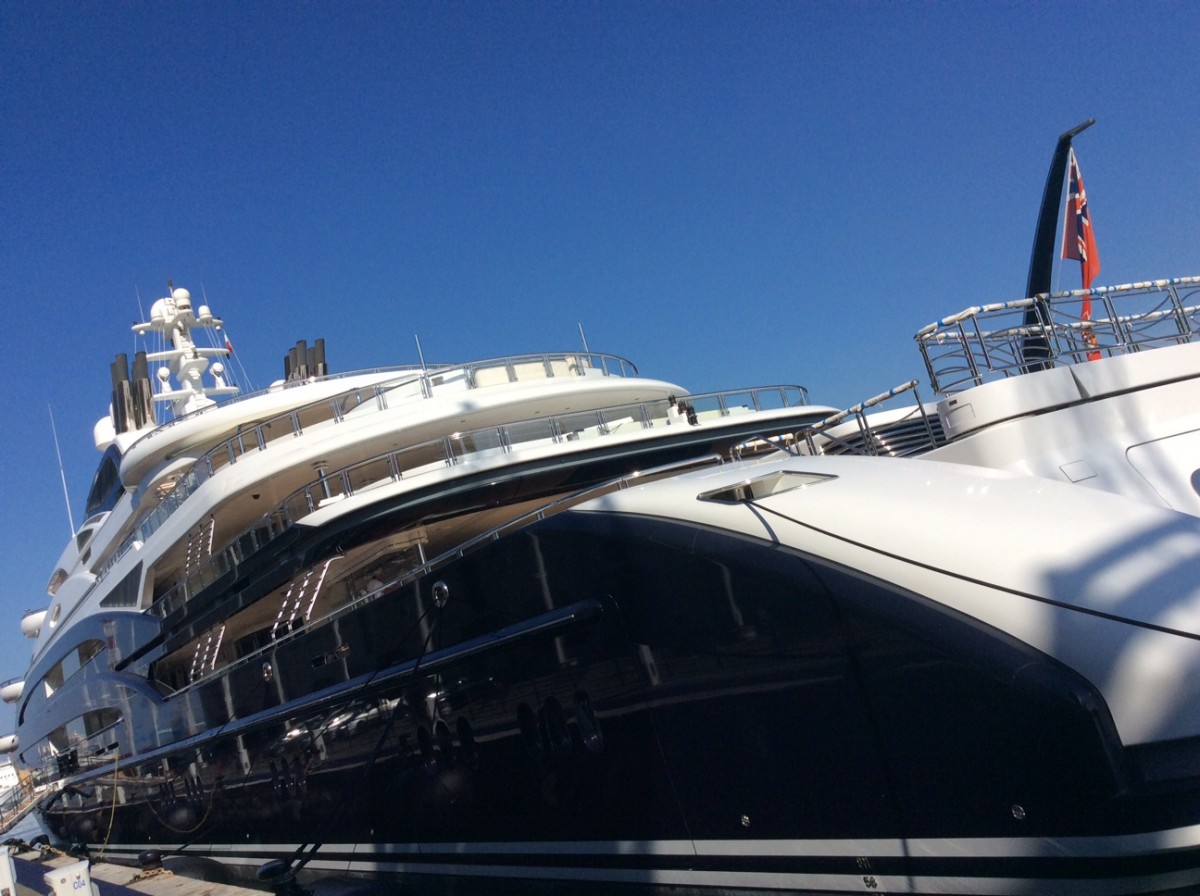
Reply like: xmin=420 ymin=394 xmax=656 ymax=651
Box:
xmin=916 ymin=276 xmax=1200 ymax=394
xmin=147 ymin=383 xmax=808 ymax=620
xmin=97 ymin=352 xmax=639 ymax=584
xmin=795 ymin=380 xmax=945 ymax=458
xmin=124 ymin=363 xmax=429 ymax=453
xmin=124 ymin=351 xmax=640 ymax=454
xmin=176 ymin=454 xmax=725 ymax=694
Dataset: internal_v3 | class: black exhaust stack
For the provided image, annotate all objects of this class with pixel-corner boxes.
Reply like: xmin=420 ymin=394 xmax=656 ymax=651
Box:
xmin=110 ymin=354 xmax=132 ymax=434
xmin=284 ymin=338 xmax=328 ymax=382
xmin=131 ymin=351 xmax=155 ymax=428
xmin=310 ymin=338 xmax=326 ymax=378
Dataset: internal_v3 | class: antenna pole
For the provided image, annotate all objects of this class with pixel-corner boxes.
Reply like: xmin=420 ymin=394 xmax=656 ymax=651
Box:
xmin=577 ymin=323 xmax=591 ymax=355
xmin=49 ymin=406 xmax=76 ymax=536
xmin=414 ymin=334 xmax=427 ymax=372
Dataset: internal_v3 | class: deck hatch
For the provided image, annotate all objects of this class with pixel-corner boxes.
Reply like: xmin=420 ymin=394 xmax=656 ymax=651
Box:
xmin=699 ymin=470 xmax=834 ymax=504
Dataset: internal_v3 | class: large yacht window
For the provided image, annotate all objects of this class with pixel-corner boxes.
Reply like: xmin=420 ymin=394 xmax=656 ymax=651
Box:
xmin=38 ymin=638 xmax=107 ymax=699
xmin=99 ymin=563 xmax=142 ymax=607
xmin=84 ymin=444 xmax=125 ymax=518
xmin=34 ymin=707 xmax=122 ymax=775
xmin=45 ymin=568 xmax=68 ymax=597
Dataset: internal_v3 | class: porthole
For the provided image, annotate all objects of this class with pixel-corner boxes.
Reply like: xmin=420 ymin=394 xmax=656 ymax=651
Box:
xmin=49 ymin=604 xmax=62 ymax=628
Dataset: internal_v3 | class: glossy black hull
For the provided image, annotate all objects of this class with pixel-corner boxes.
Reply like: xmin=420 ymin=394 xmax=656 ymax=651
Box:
xmin=30 ymin=512 xmax=1200 ymax=894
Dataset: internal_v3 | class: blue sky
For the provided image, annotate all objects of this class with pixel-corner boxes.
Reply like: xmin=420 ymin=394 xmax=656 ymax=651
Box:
xmin=1 ymin=1 xmax=1197 ymax=721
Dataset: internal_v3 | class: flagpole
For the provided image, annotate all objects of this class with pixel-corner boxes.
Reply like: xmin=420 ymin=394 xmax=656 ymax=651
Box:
xmin=1025 ymin=118 xmax=1095 ymax=300
xmin=1062 ymin=146 xmax=1103 ymax=360
xmin=1021 ymin=118 xmax=1095 ymax=369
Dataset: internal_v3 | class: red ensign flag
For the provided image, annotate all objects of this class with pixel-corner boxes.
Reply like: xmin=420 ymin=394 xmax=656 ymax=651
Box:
xmin=1061 ymin=147 xmax=1100 ymax=289
xmin=1061 ymin=147 xmax=1101 ymax=359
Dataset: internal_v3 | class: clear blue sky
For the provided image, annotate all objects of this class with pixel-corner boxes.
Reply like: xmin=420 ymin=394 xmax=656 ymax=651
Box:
xmin=1 ymin=1 xmax=1197 ymax=722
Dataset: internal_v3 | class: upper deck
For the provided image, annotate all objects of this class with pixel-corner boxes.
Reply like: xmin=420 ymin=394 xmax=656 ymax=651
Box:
xmin=116 ymin=351 xmax=641 ymax=485
xmin=915 ymin=276 xmax=1200 ymax=394
xmin=798 ymin=277 xmax=1200 ymax=459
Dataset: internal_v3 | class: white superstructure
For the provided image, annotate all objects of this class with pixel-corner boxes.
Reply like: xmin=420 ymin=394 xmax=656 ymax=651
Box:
xmin=801 ymin=276 xmax=1200 ymax=515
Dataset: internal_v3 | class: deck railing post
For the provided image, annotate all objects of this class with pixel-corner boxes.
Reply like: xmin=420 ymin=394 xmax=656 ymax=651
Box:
xmin=1168 ymin=284 xmax=1191 ymax=342
xmin=963 ymin=319 xmax=985 ymax=385
xmin=1095 ymin=294 xmax=1116 ymax=353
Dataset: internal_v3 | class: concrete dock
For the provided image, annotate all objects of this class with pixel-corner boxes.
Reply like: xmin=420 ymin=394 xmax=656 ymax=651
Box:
xmin=10 ymin=849 xmax=260 ymax=896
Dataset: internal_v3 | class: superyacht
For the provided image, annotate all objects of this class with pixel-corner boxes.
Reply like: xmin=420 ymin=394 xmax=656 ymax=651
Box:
xmin=6 ymin=125 xmax=1200 ymax=895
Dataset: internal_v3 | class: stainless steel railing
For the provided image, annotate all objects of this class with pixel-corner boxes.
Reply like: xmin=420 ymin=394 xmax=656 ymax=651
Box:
xmin=146 ymin=383 xmax=808 ymax=620
xmin=916 ymin=276 xmax=1200 ymax=394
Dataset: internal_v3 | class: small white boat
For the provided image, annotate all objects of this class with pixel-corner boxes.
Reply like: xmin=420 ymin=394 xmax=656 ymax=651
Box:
xmin=0 ymin=679 xmax=24 ymax=704
xmin=20 ymin=610 xmax=45 ymax=640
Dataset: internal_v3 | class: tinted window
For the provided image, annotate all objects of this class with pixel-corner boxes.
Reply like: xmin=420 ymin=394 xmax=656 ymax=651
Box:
xmin=99 ymin=563 xmax=142 ymax=607
xmin=84 ymin=444 xmax=125 ymax=518
xmin=511 ymin=513 xmax=900 ymax=839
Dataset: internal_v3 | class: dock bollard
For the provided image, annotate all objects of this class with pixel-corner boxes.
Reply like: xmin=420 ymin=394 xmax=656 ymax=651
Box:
xmin=44 ymin=859 xmax=100 ymax=896
xmin=0 ymin=849 xmax=16 ymax=896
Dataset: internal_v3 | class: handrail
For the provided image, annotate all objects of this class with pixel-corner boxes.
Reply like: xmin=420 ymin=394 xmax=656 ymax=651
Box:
xmin=177 ymin=453 xmax=724 ymax=693
xmin=795 ymin=380 xmax=945 ymax=458
xmin=917 ymin=276 xmax=1200 ymax=394
xmin=97 ymin=351 xmax=643 ymax=584
xmin=0 ymin=777 xmax=50 ymax=833
xmin=123 ymin=351 xmax=640 ymax=454
xmin=123 ymin=363 xmax=432 ymax=452
xmin=146 ymin=384 xmax=808 ymax=620
xmin=800 ymin=380 xmax=922 ymax=435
